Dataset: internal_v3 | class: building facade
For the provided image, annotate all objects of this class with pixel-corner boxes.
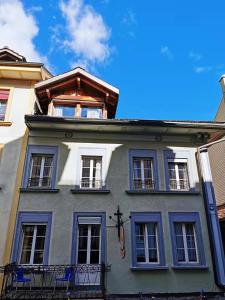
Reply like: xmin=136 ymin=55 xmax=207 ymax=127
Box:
xmin=1 ymin=51 xmax=225 ymax=299
xmin=0 ymin=47 xmax=51 ymax=269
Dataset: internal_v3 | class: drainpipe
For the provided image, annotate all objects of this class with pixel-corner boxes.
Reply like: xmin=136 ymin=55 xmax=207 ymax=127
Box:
xmin=197 ymin=139 xmax=225 ymax=288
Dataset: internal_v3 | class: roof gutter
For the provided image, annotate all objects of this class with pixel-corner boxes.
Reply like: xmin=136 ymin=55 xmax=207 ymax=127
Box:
xmin=197 ymin=138 xmax=225 ymax=289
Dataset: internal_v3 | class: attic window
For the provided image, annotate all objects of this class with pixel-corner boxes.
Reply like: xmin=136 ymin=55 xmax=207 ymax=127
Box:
xmin=53 ymin=105 xmax=76 ymax=118
xmin=81 ymin=107 xmax=102 ymax=119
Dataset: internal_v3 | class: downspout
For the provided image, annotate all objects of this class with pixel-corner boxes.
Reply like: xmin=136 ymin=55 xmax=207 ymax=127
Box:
xmin=197 ymin=138 xmax=225 ymax=288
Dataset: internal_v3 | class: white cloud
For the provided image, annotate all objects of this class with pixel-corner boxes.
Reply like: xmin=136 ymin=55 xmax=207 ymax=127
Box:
xmin=59 ymin=0 xmax=111 ymax=69
xmin=189 ymin=51 xmax=202 ymax=61
xmin=194 ymin=66 xmax=212 ymax=74
xmin=0 ymin=0 xmax=47 ymax=64
xmin=27 ymin=6 xmax=43 ymax=13
xmin=160 ymin=46 xmax=174 ymax=60
xmin=122 ymin=10 xmax=137 ymax=26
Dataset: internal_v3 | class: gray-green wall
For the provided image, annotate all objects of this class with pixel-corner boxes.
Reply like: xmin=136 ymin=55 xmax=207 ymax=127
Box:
xmin=16 ymin=130 xmax=219 ymax=294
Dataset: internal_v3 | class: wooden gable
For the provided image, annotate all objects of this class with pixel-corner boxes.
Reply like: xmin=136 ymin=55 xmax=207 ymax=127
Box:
xmin=35 ymin=71 xmax=119 ymax=118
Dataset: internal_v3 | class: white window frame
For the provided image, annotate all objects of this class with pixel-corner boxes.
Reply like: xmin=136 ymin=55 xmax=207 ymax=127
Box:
xmin=19 ymin=223 xmax=46 ymax=265
xmin=175 ymin=223 xmax=199 ymax=263
xmin=133 ymin=157 xmax=154 ymax=190
xmin=168 ymin=158 xmax=189 ymax=190
xmin=136 ymin=223 xmax=159 ymax=264
xmin=76 ymin=223 xmax=102 ymax=265
xmin=29 ymin=155 xmax=53 ymax=188
xmin=80 ymin=156 xmax=102 ymax=189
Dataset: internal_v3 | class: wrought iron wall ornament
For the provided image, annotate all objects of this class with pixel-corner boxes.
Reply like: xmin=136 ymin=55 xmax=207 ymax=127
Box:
xmin=109 ymin=206 xmax=129 ymax=259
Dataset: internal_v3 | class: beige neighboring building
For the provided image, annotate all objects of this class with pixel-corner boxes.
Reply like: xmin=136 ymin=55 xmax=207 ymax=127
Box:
xmin=0 ymin=47 xmax=51 ymax=269
xmin=207 ymin=75 xmax=225 ymax=250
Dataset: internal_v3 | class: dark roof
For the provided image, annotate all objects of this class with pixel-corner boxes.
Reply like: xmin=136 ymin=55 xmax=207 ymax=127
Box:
xmin=0 ymin=47 xmax=26 ymax=62
xmin=25 ymin=115 xmax=225 ymax=130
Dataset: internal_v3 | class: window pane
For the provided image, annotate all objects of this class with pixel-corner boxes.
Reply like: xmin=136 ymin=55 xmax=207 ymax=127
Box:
xmin=185 ymin=223 xmax=198 ymax=262
xmin=78 ymin=237 xmax=88 ymax=250
xmin=147 ymin=223 xmax=158 ymax=262
xmin=42 ymin=156 xmax=53 ymax=187
xmin=79 ymin=225 xmax=88 ymax=236
xmin=63 ymin=106 xmax=75 ymax=117
xmin=33 ymin=251 xmax=44 ymax=264
xmin=36 ymin=225 xmax=46 ymax=236
xmin=20 ymin=251 xmax=31 ymax=264
xmin=136 ymin=249 xmax=146 ymax=262
xmin=87 ymin=108 xmax=102 ymax=118
xmin=135 ymin=224 xmax=146 ymax=262
xmin=0 ymin=100 xmax=7 ymax=120
xmin=35 ymin=237 xmax=46 ymax=251
xmin=54 ymin=105 xmax=75 ymax=117
xmin=81 ymin=107 xmax=88 ymax=118
xmin=78 ymin=251 xmax=87 ymax=264
xmin=148 ymin=249 xmax=158 ymax=262
xmin=174 ymin=223 xmax=185 ymax=262
xmin=90 ymin=251 xmax=100 ymax=264
xmin=91 ymin=224 xmax=100 ymax=236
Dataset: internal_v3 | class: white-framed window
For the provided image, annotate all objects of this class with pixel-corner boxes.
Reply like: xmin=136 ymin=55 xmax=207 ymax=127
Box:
xmin=168 ymin=159 xmax=189 ymax=190
xmin=81 ymin=156 xmax=102 ymax=189
xmin=53 ymin=105 xmax=76 ymax=118
xmin=77 ymin=218 xmax=101 ymax=265
xmin=20 ymin=224 xmax=46 ymax=265
xmin=133 ymin=157 xmax=154 ymax=190
xmin=28 ymin=154 xmax=53 ymax=188
xmin=81 ymin=107 xmax=102 ymax=119
xmin=0 ymin=89 xmax=9 ymax=121
xmin=174 ymin=222 xmax=198 ymax=263
xmin=135 ymin=223 xmax=159 ymax=263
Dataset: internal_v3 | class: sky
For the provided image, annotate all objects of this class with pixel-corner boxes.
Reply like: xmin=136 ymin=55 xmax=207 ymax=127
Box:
xmin=0 ymin=0 xmax=225 ymax=121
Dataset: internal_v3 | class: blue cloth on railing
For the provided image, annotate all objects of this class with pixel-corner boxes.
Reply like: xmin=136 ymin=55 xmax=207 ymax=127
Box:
xmin=13 ymin=268 xmax=31 ymax=283
xmin=55 ymin=267 xmax=74 ymax=282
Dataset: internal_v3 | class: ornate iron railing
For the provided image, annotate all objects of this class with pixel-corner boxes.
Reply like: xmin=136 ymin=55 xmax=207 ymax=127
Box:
xmin=27 ymin=177 xmax=51 ymax=188
xmin=0 ymin=263 xmax=106 ymax=299
xmin=133 ymin=178 xmax=155 ymax=190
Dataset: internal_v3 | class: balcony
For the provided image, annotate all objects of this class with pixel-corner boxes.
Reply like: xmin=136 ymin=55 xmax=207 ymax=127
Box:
xmin=0 ymin=264 xmax=106 ymax=299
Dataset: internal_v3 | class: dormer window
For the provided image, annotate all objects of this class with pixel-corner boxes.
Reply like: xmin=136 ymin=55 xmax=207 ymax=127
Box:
xmin=53 ymin=105 xmax=76 ymax=118
xmin=81 ymin=107 xmax=102 ymax=119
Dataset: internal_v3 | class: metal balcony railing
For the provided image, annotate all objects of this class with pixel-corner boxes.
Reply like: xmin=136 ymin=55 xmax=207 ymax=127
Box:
xmin=80 ymin=179 xmax=104 ymax=189
xmin=0 ymin=263 xmax=106 ymax=299
xmin=169 ymin=179 xmax=189 ymax=191
xmin=27 ymin=177 xmax=51 ymax=188
xmin=133 ymin=179 xmax=155 ymax=190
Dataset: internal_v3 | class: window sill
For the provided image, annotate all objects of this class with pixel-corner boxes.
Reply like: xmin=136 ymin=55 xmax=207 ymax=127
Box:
xmin=0 ymin=121 xmax=12 ymax=126
xmin=172 ymin=264 xmax=208 ymax=270
xmin=126 ymin=190 xmax=200 ymax=195
xmin=71 ymin=188 xmax=110 ymax=194
xmin=20 ymin=188 xmax=60 ymax=193
xmin=130 ymin=265 xmax=169 ymax=271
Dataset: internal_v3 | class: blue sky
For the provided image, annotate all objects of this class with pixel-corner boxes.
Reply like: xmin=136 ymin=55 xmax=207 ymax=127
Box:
xmin=1 ymin=0 xmax=225 ymax=121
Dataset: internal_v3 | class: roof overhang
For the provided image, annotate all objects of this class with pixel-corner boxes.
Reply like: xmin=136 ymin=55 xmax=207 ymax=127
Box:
xmin=25 ymin=115 xmax=225 ymax=141
xmin=35 ymin=67 xmax=119 ymax=94
xmin=0 ymin=62 xmax=52 ymax=81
